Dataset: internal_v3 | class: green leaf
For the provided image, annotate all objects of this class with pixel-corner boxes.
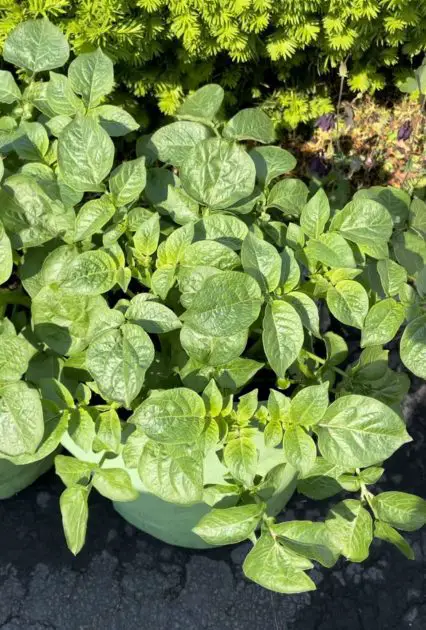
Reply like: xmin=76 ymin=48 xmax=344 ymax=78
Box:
xmin=182 ymin=271 xmax=262 ymax=337
xmin=59 ymin=485 xmax=89 ymax=555
xmin=132 ymin=387 xmax=206 ymax=444
xmin=267 ymin=178 xmax=309 ymax=216
xmin=0 ymin=381 xmax=44 ymax=457
xmin=134 ymin=213 xmax=160 ymax=256
xmin=180 ymin=240 xmax=239 ymax=271
xmin=326 ymin=280 xmax=369 ymax=329
xmin=242 ymin=533 xmax=316 ymax=594
xmin=272 ymin=521 xmax=339 ymax=568
xmin=139 ymin=441 xmax=203 ymax=505
xmin=409 ymin=197 xmax=426 ymax=238
xmin=283 ymin=425 xmax=317 ymax=476
xmin=87 ymin=323 xmax=154 ymax=406
xmin=4 ymin=18 xmax=69 ymax=72
xmin=156 ymin=223 xmax=193 ymax=268
xmin=94 ymin=104 xmax=139 ymax=137
xmin=268 ymin=389 xmax=290 ymax=422
xmin=68 ymin=48 xmax=114 ymax=109
xmin=361 ymin=298 xmax=405 ymax=347
xmin=262 ymin=300 xmax=304 ymax=378
xmin=200 ymin=214 xmax=248 ymax=250
xmin=216 ymin=357 xmax=263 ymax=391
xmin=280 ymin=246 xmax=300 ymax=293
xmin=180 ymin=138 xmax=256 ymax=210
xmin=94 ymin=408 xmax=121 ymax=453
xmin=392 ymin=230 xmax=426 ymax=275
xmin=241 ymin=232 xmax=281 ymax=292
xmin=372 ymin=492 xmax=426 ymax=532
xmin=46 ymin=72 xmax=83 ymax=116
xmin=400 ymin=314 xmax=426 ymax=379
xmin=300 ymin=188 xmax=330 ymax=239
xmin=297 ymin=457 xmax=345 ymax=500
xmin=55 ymin=455 xmax=94 ymax=487
xmin=223 ymin=108 xmax=275 ymax=143
xmin=377 ymin=259 xmax=407 ymax=297
xmin=60 ymin=250 xmax=117 ymax=295
xmin=46 ymin=114 xmax=72 ymax=137
xmin=249 ymin=146 xmax=296 ymax=186
xmin=126 ymin=297 xmax=182 ymax=334
xmin=330 ymin=199 xmax=393 ymax=247
xmin=68 ymin=408 xmax=96 ymax=452
xmin=264 ymin=419 xmax=283 ymax=447
xmin=0 ymin=332 xmax=34 ymax=383
xmin=0 ymin=219 xmax=13 ymax=285
xmin=305 ymin=232 xmax=356 ymax=269
xmin=194 ymin=503 xmax=265 ymax=545
xmin=177 ymin=84 xmax=224 ymax=121
xmin=58 ymin=115 xmax=114 ymax=192
xmin=74 ymin=195 xmax=115 ymax=242
xmin=323 ymin=331 xmax=349 ymax=366
xmin=354 ymin=186 xmax=410 ymax=227
xmin=150 ymin=121 xmax=211 ymax=166
xmin=316 ymin=394 xmax=411 ymax=468
xmin=283 ymin=291 xmax=321 ymax=338
xmin=325 ymin=499 xmax=373 ymax=562
xmin=290 ymin=383 xmax=329 ymax=427
xmin=13 ymin=122 xmax=49 ymax=161
xmin=224 ymin=435 xmax=258 ymax=486
xmin=237 ymin=389 xmax=258 ymax=423
xmin=93 ymin=468 xmax=138 ymax=501
xmin=180 ymin=325 xmax=247 ymax=367
xmin=109 ymin=157 xmax=146 ymax=206
xmin=0 ymin=70 xmax=21 ymax=104
xmin=202 ymin=379 xmax=223 ymax=417
xmin=374 ymin=521 xmax=414 ymax=560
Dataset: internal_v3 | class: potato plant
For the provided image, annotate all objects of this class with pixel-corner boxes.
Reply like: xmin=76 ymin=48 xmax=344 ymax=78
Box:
xmin=1 ymin=19 xmax=426 ymax=595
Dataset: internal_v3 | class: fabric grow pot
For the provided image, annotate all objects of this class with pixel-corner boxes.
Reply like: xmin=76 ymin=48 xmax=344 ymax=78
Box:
xmin=61 ymin=432 xmax=298 ymax=549
xmin=0 ymin=452 xmax=56 ymax=499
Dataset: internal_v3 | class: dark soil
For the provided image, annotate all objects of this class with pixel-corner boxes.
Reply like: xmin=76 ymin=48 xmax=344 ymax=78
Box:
xmin=0 ymin=383 xmax=425 ymax=630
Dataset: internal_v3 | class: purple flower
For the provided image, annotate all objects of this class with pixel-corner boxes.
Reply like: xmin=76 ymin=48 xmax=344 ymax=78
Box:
xmin=397 ymin=120 xmax=412 ymax=141
xmin=309 ymin=155 xmax=330 ymax=177
xmin=315 ymin=113 xmax=335 ymax=131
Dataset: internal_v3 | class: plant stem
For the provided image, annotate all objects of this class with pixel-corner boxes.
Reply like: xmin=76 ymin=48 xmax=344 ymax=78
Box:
xmin=304 ymin=350 xmax=347 ymax=378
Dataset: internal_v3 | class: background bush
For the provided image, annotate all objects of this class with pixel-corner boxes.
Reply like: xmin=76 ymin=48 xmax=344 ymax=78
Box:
xmin=0 ymin=1 xmax=425 ymax=127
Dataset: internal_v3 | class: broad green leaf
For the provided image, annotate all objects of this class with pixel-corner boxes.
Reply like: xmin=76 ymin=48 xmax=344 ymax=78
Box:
xmin=200 ymin=214 xmax=248 ymax=250
xmin=182 ymin=271 xmax=262 ymax=337
xmin=249 ymin=146 xmax=296 ymax=186
xmin=0 ymin=333 xmax=34 ymax=383
xmin=224 ymin=435 xmax=258 ymax=486
xmin=139 ymin=441 xmax=203 ymax=505
xmin=216 ymin=357 xmax=263 ymax=391
xmin=68 ymin=408 xmax=96 ymax=452
xmin=180 ymin=325 xmax=247 ymax=366
xmin=177 ymin=84 xmax=224 ymax=121
xmin=283 ymin=425 xmax=317 ymax=476
xmin=94 ymin=104 xmax=139 ymax=137
xmin=290 ymin=383 xmax=329 ymax=427
xmin=330 ymin=199 xmax=393 ymax=247
xmin=60 ymin=250 xmax=117 ymax=295
xmin=283 ymin=291 xmax=320 ymax=337
xmin=243 ymin=533 xmax=316 ymax=594
xmin=0 ymin=70 xmax=21 ymax=104
xmin=264 ymin=419 xmax=283 ymax=447
xmin=392 ymin=230 xmax=426 ymax=275
xmin=267 ymin=178 xmax=309 ymax=216
xmin=223 ymin=108 xmax=275 ymax=143
xmin=46 ymin=72 xmax=83 ymax=116
xmin=68 ymin=48 xmax=114 ymax=109
xmin=316 ymin=394 xmax=411 ymax=468
xmin=354 ymin=186 xmax=410 ymax=226
xmin=126 ymin=297 xmax=182 ymax=333
xmin=87 ymin=323 xmax=154 ymax=406
xmin=156 ymin=223 xmax=193 ymax=268
xmin=179 ymin=266 xmax=223 ymax=309
xmin=132 ymin=387 xmax=206 ymax=444
xmin=180 ymin=138 xmax=256 ymax=210
xmin=267 ymin=389 xmax=290 ymax=422
xmin=377 ymin=258 xmax=407 ymax=297
xmin=13 ymin=122 xmax=49 ymax=161
xmin=272 ymin=521 xmax=339 ymax=568
xmin=109 ymin=157 xmax=146 ymax=206
xmin=151 ymin=267 xmax=176 ymax=300
xmin=241 ymin=232 xmax=281 ymax=292
xmin=374 ymin=521 xmax=414 ymax=560
xmin=300 ymin=188 xmax=330 ymax=239
xmin=94 ymin=408 xmax=121 ymax=453
xmin=305 ymin=232 xmax=356 ymax=269
xmin=55 ymin=455 xmax=94 ymax=487
xmin=0 ymin=381 xmax=44 ymax=457
xmin=326 ymin=280 xmax=369 ymax=329
xmin=60 ymin=485 xmax=88 ymax=555
xmin=180 ymin=240 xmax=240 ymax=271
xmin=93 ymin=468 xmax=138 ymax=502
xmin=40 ymin=244 xmax=79 ymax=287
xmin=194 ymin=503 xmax=265 ymax=545
xmin=58 ymin=115 xmax=114 ymax=192
xmin=0 ymin=219 xmax=13 ymax=285
xmin=323 ymin=331 xmax=348 ymax=366
xmin=46 ymin=114 xmax=72 ymax=137
xmin=150 ymin=121 xmax=211 ymax=166
xmin=279 ymin=246 xmax=300 ymax=292
xmin=372 ymin=492 xmax=426 ymax=532
xmin=326 ymin=499 xmax=373 ymax=562
xmin=4 ymin=19 xmax=69 ymax=72
xmin=415 ymin=265 xmax=426 ymax=298
xmin=74 ymin=195 xmax=116 ymax=242
xmin=146 ymin=171 xmax=199 ymax=226
xmin=134 ymin=213 xmax=160 ymax=256
xmin=262 ymin=300 xmax=304 ymax=378
xmin=400 ymin=314 xmax=426 ymax=379
xmin=237 ymin=389 xmax=258 ymax=423
xmin=409 ymin=196 xmax=426 ymax=238
xmin=297 ymin=457 xmax=345 ymax=500
xmin=361 ymin=298 xmax=405 ymax=347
